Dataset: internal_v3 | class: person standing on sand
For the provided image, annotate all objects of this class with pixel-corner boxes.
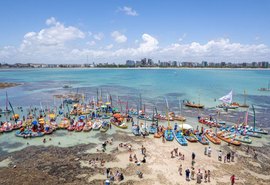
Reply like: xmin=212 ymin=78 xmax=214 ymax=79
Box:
xmin=178 ymin=164 xmax=182 ymax=176
xmin=196 ymin=170 xmax=202 ymax=184
xmin=185 ymin=168 xmax=190 ymax=181
xmin=224 ymin=155 xmax=227 ymax=163
xmin=141 ymin=145 xmax=144 ymax=155
xmin=204 ymin=170 xmax=208 ymax=182
xmin=191 ymin=167 xmax=195 ymax=180
xmin=231 ymin=151 xmax=235 ymax=162
xmin=230 ymin=174 xmax=237 ymax=185
xmin=207 ymin=170 xmax=211 ymax=182
xmin=192 ymin=152 xmax=196 ymax=160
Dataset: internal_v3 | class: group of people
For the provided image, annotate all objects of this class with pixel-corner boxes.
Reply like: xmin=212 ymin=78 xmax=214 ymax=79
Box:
xmin=179 ymin=165 xmax=211 ymax=183
xmin=89 ymin=157 xmax=106 ymax=167
xmin=170 ymin=148 xmax=185 ymax=160
xmin=217 ymin=150 xmax=235 ymax=163
xmin=106 ymin=168 xmax=124 ymax=182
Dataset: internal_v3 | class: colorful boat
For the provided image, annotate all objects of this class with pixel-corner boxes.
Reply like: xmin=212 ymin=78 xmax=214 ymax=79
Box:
xmin=205 ymin=130 xmax=221 ymax=144
xmin=173 ymin=130 xmax=188 ymax=146
xmin=110 ymin=119 xmax=128 ymax=129
xmin=195 ymin=133 xmax=209 ymax=145
xmin=149 ymin=124 xmax=157 ymax=134
xmin=92 ymin=120 xmax=102 ymax=130
xmin=58 ymin=118 xmax=70 ymax=129
xmin=140 ymin=123 xmax=149 ymax=136
xmin=132 ymin=124 xmax=141 ymax=136
xmin=83 ymin=121 xmax=92 ymax=132
xmin=1 ymin=122 xmax=13 ymax=132
xmin=217 ymin=131 xmax=241 ymax=146
xmin=67 ymin=124 xmax=75 ymax=131
xmin=184 ymin=101 xmax=204 ymax=109
xmin=164 ymin=129 xmax=174 ymax=141
xmin=229 ymin=134 xmax=252 ymax=144
xmin=15 ymin=129 xmax=44 ymax=138
xmin=100 ymin=121 xmax=109 ymax=132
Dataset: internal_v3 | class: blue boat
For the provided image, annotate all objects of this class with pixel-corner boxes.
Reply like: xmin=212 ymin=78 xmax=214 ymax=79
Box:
xmin=195 ymin=133 xmax=209 ymax=145
xmin=164 ymin=129 xmax=174 ymax=141
xmin=241 ymin=130 xmax=262 ymax=138
xmin=132 ymin=125 xmax=141 ymax=136
xmin=173 ymin=130 xmax=187 ymax=146
xmin=149 ymin=124 xmax=157 ymax=134
xmin=15 ymin=130 xmax=44 ymax=138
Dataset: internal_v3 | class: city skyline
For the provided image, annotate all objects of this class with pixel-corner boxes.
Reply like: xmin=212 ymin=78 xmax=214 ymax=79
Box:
xmin=0 ymin=0 xmax=270 ymax=64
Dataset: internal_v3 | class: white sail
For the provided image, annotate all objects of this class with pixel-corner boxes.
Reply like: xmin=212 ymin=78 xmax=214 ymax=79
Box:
xmin=219 ymin=91 xmax=233 ymax=104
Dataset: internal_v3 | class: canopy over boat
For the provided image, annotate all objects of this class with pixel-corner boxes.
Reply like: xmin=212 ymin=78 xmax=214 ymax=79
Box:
xmin=180 ymin=123 xmax=193 ymax=130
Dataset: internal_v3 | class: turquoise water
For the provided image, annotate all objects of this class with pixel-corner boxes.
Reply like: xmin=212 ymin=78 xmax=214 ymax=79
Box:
xmin=1 ymin=68 xmax=270 ymax=153
xmin=1 ymin=69 xmax=270 ymax=108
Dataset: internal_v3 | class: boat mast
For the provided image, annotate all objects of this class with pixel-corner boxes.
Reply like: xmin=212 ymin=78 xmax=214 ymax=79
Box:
xmin=5 ymin=91 xmax=8 ymax=111
xmin=252 ymin=105 xmax=256 ymax=132
xmin=243 ymin=90 xmax=246 ymax=105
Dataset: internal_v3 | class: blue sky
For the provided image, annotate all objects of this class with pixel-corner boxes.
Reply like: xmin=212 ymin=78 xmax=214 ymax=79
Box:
xmin=0 ymin=0 xmax=270 ymax=64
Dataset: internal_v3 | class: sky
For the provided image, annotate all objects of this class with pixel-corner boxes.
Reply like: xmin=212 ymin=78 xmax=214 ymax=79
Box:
xmin=0 ymin=0 xmax=270 ymax=64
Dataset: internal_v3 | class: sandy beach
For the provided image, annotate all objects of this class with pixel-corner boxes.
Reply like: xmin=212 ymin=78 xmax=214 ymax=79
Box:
xmin=0 ymin=128 xmax=269 ymax=185
xmin=0 ymin=82 xmax=21 ymax=89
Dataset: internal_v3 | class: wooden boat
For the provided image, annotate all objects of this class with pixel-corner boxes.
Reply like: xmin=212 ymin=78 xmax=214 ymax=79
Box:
xmin=67 ymin=125 xmax=75 ymax=131
xmin=12 ymin=121 xmax=23 ymax=130
xmin=230 ymin=134 xmax=252 ymax=144
xmin=184 ymin=101 xmax=204 ymax=109
xmin=100 ymin=122 xmax=109 ymax=132
xmin=185 ymin=134 xmax=198 ymax=142
xmin=1 ymin=122 xmax=13 ymax=132
xmin=154 ymin=126 xmax=164 ymax=138
xmin=132 ymin=125 xmax=141 ymax=136
xmin=44 ymin=126 xmax=54 ymax=134
xmin=196 ymin=133 xmax=209 ymax=145
xmin=217 ymin=131 xmax=241 ymax=146
xmin=92 ymin=120 xmax=102 ymax=130
xmin=173 ymin=130 xmax=188 ymax=146
xmin=83 ymin=121 xmax=92 ymax=132
xmin=58 ymin=118 xmax=70 ymax=129
xmin=241 ymin=130 xmax=261 ymax=138
xmin=15 ymin=129 xmax=44 ymax=138
xmin=149 ymin=124 xmax=157 ymax=134
xmin=174 ymin=115 xmax=186 ymax=121
xmin=111 ymin=119 xmax=128 ymax=129
xmin=205 ymin=130 xmax=221 ymax=144
xmin=164 ymin=129 xmax=174 ymax=141
xmin=140 ymin=123 xmax=149 ymax=136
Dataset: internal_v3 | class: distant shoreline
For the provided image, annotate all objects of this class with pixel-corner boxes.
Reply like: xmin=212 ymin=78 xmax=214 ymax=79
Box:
xmin=0 ymin=67 xmax=270 ymax=70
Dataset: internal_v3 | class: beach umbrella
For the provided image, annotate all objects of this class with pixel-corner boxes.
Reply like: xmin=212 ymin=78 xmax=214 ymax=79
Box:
xmin=101 ymin=105 xmax=107 ymax=108
xmin=32 ymin=120 xmax=38 ymax=125
xmin=49 ymin=114 xmax=56 ymax=119
xmin=180 ymin=123 xmax=193 ymax=130
xmin=13 ymin=114 xmax=20 ymax=119
xmin=79 ymin=115 xmax=86 ymax=120
xmin=113 ymin=113 xmax=121 ymax=118
xmin=105 ymin=102 xmax=111 ymax=105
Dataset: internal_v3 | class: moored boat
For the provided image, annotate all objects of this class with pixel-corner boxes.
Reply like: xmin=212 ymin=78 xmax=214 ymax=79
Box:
xmin=173 ymin=130 xmax=188 ymax=146
xmin=164 ymin=128 xmax=174 ymax=141
xmin=217 ymin=131 xmax=241 ymax=146
xmin=205 ymin=130 xmax=221 ymax=144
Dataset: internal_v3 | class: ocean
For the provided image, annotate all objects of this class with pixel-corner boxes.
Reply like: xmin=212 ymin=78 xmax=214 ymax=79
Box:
xmin=0 ymin=68 xmax=270 ymax=153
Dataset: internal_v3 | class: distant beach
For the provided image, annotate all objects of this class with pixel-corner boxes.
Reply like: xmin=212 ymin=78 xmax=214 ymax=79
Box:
xmin=0 ymin=82 xmax=21 ymax=89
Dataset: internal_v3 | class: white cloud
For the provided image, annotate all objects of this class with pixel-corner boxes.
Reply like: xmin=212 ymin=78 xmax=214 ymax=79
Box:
xmin=118 ymin=6 xmax=138 ymax=16
xmin=93 ymin=32 xmax=104 ymax=41
xmin=20 ymin=17 xmax=85 ymax=51
xmin=111 ymin=31 xmax=127 ymax=43
xmin=105 ymin=44 xmax=114 ymax=50
xmin=86 ymin=40 xmax=96 ymax=46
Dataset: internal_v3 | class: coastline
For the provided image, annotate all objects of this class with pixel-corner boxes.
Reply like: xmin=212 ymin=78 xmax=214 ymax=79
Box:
xmin=0 ymin=67 xmax=270 ymax=71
